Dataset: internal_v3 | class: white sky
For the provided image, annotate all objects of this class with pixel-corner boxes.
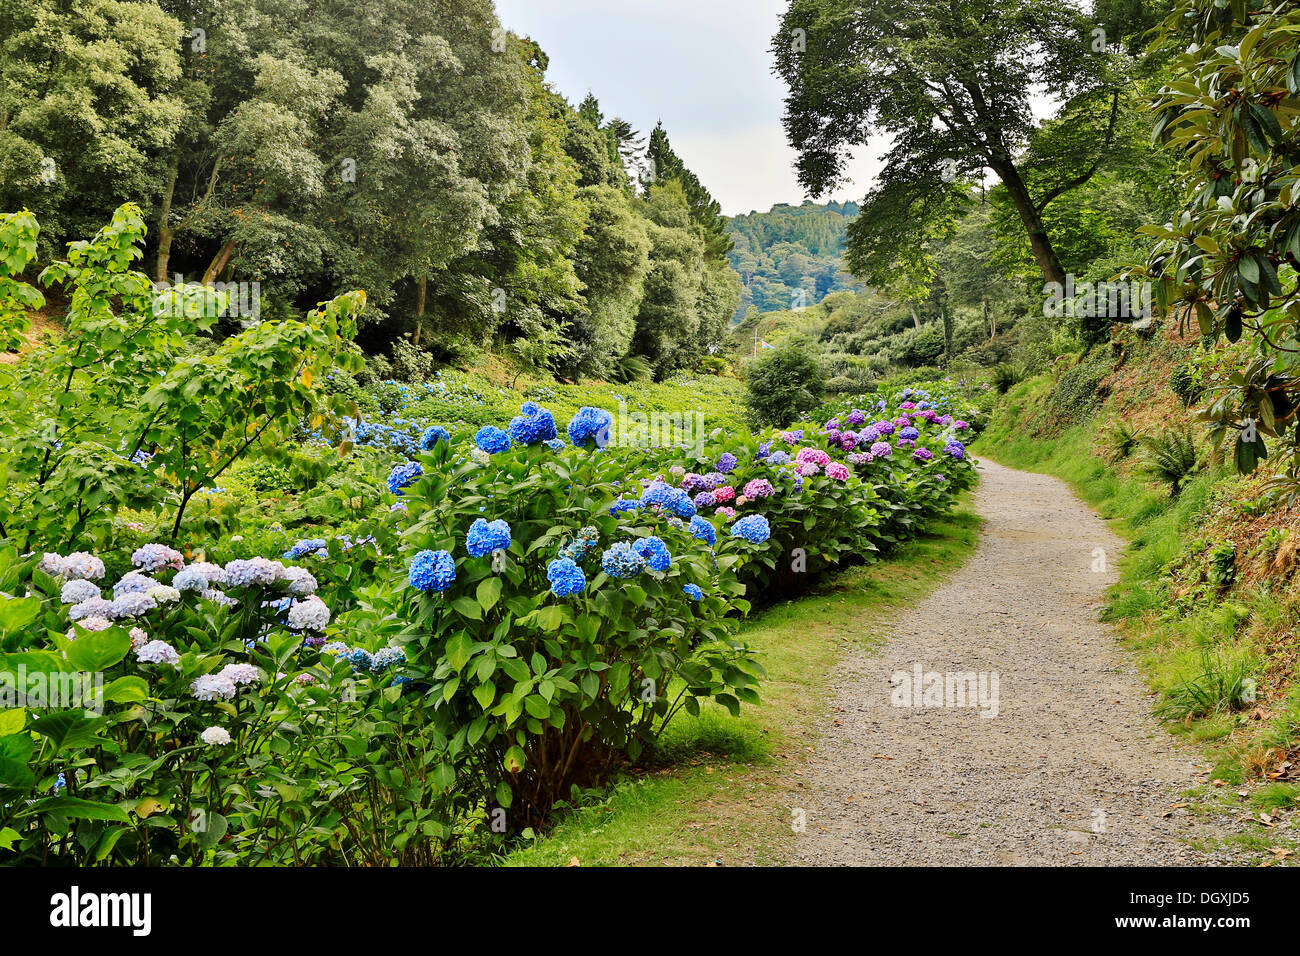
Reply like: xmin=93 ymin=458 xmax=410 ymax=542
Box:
xmin=493 ymin=0 xmax=888 ymax=216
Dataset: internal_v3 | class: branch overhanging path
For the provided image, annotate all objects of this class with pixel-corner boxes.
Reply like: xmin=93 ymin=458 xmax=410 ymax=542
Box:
xmin=784 ymin=460 xmax=1237 ymax=866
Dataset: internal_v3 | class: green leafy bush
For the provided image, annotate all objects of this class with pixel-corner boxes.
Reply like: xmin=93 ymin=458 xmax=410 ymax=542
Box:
xmin=744 ymin=340 xmax=826 ymax=426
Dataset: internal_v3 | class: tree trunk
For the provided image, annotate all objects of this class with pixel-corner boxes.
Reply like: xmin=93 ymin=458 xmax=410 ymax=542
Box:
xmin=909 ymin=306 xmax=921 ymax=331
xmin=155 ymin=148 xmax=181 ymax=283
xmin=983 ymin=297 xmax=995 ymax=340
xmin=941 ymin=302 xmax=952 ymax=363
xmin=201 ymin=239 xmax=236 ymax=286
xmin=991 ymin=159 xmax=1066 ymax=288
xmin=413 ymin=275 xmax=427 ymax=346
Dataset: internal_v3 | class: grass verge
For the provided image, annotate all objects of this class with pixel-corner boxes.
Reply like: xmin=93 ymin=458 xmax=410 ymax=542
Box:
xmin=502 ymin=506 xmax=982 ymax=867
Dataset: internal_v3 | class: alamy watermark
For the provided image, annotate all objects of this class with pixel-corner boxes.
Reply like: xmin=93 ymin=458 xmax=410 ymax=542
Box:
xmin=1043 ymin=276 xmax=1152 ymax=327
xmin=611 ymin=400 xmax=705 ymax=457
xmin=152 ymin=275 xmax=262 ymax=323
xmin=1 ymin=665 xmax=106 ymax=717
xmin=890 ymin=663 xmax=999 ymax=718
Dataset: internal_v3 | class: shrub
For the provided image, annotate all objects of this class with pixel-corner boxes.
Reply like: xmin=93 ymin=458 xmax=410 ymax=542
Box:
xmin=744 ymin=340 xmax=825 ymax=427
xmin=1105 ymin=421 xmax=1139 ymax=462
xmin=1141 ymin=428 xmax=1200 ymax=497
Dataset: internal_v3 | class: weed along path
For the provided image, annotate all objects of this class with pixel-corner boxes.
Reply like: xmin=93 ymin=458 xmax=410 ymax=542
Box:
xmin=785 ymin=458 xmax=1236 ymax=866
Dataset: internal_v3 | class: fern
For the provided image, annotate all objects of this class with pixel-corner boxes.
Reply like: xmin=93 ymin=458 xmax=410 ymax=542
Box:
xmin=1140 ymin=427 xmax=1199 ymax=497
xmin=1105 ymin=421 xmax=1139 ymax=462
xmin=610 ymin=354 xmax=652 ymax=384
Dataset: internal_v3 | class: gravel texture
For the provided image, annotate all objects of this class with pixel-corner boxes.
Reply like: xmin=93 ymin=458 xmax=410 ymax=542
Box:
xmin=784 ymin=459 xmax=1236 ymax=866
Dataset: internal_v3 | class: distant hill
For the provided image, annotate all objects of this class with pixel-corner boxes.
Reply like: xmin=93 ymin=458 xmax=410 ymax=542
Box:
xmin=725 ymin=200 xmax=862 ymax=323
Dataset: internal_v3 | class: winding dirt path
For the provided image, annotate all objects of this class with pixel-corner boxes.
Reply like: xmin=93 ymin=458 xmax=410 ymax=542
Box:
xmin=785 ymin=458 xmax=1236 ymax=865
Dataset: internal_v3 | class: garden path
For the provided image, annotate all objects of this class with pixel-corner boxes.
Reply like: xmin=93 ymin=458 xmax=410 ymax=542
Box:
xmin=783 ymin=459 xmax=1239 ymax=865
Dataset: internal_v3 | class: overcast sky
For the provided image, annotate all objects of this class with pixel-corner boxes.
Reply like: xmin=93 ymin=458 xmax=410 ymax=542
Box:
xmin=493 ymin=0 xmax=887 ymax=217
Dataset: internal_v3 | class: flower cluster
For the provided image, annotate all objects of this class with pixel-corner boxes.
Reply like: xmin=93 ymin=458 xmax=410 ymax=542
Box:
xmin=466 ymin=518 xmax=512 ymax=557
xmin=409 ymin=549 xmax=456 ymax=593
xmin=508 ymin=401 xmax=558 ymax=445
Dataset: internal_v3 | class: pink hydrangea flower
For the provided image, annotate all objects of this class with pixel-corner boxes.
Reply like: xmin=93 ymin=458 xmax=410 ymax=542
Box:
xmin=742 ymin=478 xmax=774 ymax=499
xmin=826 ymin=462 xmax=849 ymax=481
xmin=795 ymin=448 xmax=831 ymax=466
xmin=715 ymin=506 xmax=738 ymax=521
xmin=713 ymin=485 xmax=735 ymax=502
xmin=797 ymin=462 xmax=820 ymax=476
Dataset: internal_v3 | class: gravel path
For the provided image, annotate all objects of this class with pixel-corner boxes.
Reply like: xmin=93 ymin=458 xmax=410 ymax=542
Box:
xmin=785 ymin=458 xmax=1234 ymax=866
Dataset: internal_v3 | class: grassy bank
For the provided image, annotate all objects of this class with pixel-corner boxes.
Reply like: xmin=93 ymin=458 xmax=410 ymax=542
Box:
xmin=502 ymin=506 xmax=982 ymax=866
xmin=982 ymin=375 xmax=1300 ymax=859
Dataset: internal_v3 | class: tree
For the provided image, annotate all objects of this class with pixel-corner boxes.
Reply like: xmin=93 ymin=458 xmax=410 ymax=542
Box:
xmin=773 ymin=0 xmax=1123 ymax=287
xmin=0 ymin=0 xmax=185 ymax=260
xmin=744 ymin=339 xmax=826 ymax=426
xmin=1137 ymin=0 xmax=1300 ymax=489
xmin=645 ymin=122 xmax=733 ymax=260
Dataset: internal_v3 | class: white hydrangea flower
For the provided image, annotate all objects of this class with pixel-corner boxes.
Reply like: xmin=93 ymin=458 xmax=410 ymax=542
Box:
xmin=66 ymin=617 xmax=111 ymax=637
xmin=187 ymin=562 xmax=226 ymax=586
xmin=191 ymin=673 xmax=238 ymax=701
xmin=281 ymin=565 xmax=318 ymax=596
xmin=69 ymin=597 xmax=114 ymax=621
xmin=129 ymin=627 xmax=148 ymax=649
xmin=109 ymin=592 xmax=156 ymax=619
xmin=218 ymin=663 xmax=260 ymax=686
xmin=146 ymin=585 xmax=181 ymax=604
xmin=39 ymin=553 xmax=65 ymax=576
xmin=60 ymin=579 xmax=101 ymax=605
xmin=200 ymin=726 xmax=232 ymax=746
xmin=61 ymin=552 xmax=105 ymax=581
xmin=286 ymin=596 xmax=331 ymax=632
xmin=112 ymin=572 xmax=155 ymax=597
xmin=136 ymin=640 xmax=180 ymax=666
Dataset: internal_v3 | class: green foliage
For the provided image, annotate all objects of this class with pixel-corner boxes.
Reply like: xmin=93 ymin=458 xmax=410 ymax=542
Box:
xmin=992 ymin=363 xmax=1029 ymax=395
xmin=1156 ymin=647 xmax=1257 ymax=720
xmin=0 ymin=204 xmax=365 ymax=550
xmin=725 ymin=201 xmax=862 ymax=320
xmin=1105 ymin=421 xmax=1140 ymax=462
xmin=1135 ymin=0 xmax=1300 ymax=491
xmin=1140 ymin=427 xmax=1199 ymax=496
xmin=744 ymin=341 xmax=826 ymax=427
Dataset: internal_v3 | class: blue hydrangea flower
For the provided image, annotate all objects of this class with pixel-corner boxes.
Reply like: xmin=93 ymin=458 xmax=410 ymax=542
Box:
xmin=682 ymin=583 xmax=704 ymax=601
xmin=284 ymin=538 xmax=328 ymax=560
xmin=609 ymin=498 xmax=640 ymax=516
xmin=409 ymin=549 xmax=456 ymax=593
xmin=899 ymin=426 xmax=920 ymax=441
xmin=601 ymin=542 xmax=646 ymax=578
xmin=689 ymin=515 xmax=717 ymax=545
xmin=567 ymin=407 xmax=612 ymax=447
xmin=715 ymin=452 xmax=738 ymax=474
xmin=372 ymin=647 xmax=406 ymax=671
xmin=387 ymin=460 xmax=423 ymax=495
xmin=731 ymin=514 xmax=771 ymax=544
xmin=420 ymin=425 xmax=450 ymax=450
xmin=633 ymin=536 xmax=672 ymax=572
xmin=508 ymin=402 xmax=558 ymax=445
xmin=755 ymin=441 xmax=773 ymax=460
xmin=545 ymin=438 xmax=566 ymax=452
xmin=944 ymin=439 xmax=966 ymax=460
xmin=559 ymin=526 xmax=600 ymax=562
xmin=547 ymin=557 xmax=587 ymax=596
xmin=474 ymin=425 xmax=512 ymax=454
xmin=766 ymin=450 xmax=790 ymax=466
xmin=466 ymin=518 xmax=512 ymax=558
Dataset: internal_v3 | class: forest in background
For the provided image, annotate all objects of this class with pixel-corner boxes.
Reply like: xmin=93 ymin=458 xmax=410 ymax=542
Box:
xmin=0 ymin=0 xmax=739 ymax=383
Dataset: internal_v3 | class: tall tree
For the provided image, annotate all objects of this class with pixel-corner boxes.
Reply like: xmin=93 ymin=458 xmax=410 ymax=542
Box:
xmin=773 ymin=0 xmax=1123 ymax=288
xmin=645 ymin=122 xmax=733 ymax=260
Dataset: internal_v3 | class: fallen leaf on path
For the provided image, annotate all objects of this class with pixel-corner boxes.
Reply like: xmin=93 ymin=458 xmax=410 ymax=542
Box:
xmin=872 ymin=754 xmax=892 ymax=760
xmin=566 ymin=856 xmax=581 ymax=867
